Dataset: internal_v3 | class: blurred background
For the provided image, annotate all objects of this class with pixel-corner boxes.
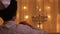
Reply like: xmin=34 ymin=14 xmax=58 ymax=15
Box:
xmin=0 ymin=0 xmax=60 ymax=34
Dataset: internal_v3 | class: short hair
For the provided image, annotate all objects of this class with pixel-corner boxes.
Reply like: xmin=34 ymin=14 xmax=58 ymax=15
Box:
xmin=0 ymin=0 xmax=17 ymax=21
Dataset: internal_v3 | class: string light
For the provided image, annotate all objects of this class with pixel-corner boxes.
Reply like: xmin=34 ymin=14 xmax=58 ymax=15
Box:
xmin=47 ymin=6 xmax=50 ymax=9
xmin=37 ymin=24 xmax=43 ymax=29
xmin=25 ymin=15 xmax=29 ymax=19
xmin=23 ymin=6 xmax=27 ymax=9
xmin=39 ymin=8 xmax=41 ymax=11
xmin=37 ymin=24 xmax=39 ymax=28
xmin=46 ymin=6 xmax=51 ymax=10
xmin=48 ymin=15 xmax=51 ymax=19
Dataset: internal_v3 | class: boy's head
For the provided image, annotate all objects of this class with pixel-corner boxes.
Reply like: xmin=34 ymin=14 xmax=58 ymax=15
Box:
xmin=0 ymin=0 xmax=17 ymax=21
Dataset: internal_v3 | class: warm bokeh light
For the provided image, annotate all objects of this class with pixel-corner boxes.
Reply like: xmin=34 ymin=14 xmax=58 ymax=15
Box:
xmin=40 ymin=24 xmax=43 ymax=29
xmin=57 ymin=15 xmax=60 ymax=32
xmin=45 ymin=6 xmax=51 ymax=10
xmin=37 ymin=24 xmax=39 ymax=28
xmin=47 ymin=6 xmax=51 ymax=9
xmin=39 ymin=8 xmax=41 ymax=11
xmin=57 ymin=24 xmax=60 ymax=32
xmin=25 ymin=15 xmax=29 ymax=19
xmin=23 ymin=6 xmax=27 ymax=9
xmin=48 ymin=15 xmax=51 ymax=19
xmin=37 ymin=24 xmax=43 ymax=29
